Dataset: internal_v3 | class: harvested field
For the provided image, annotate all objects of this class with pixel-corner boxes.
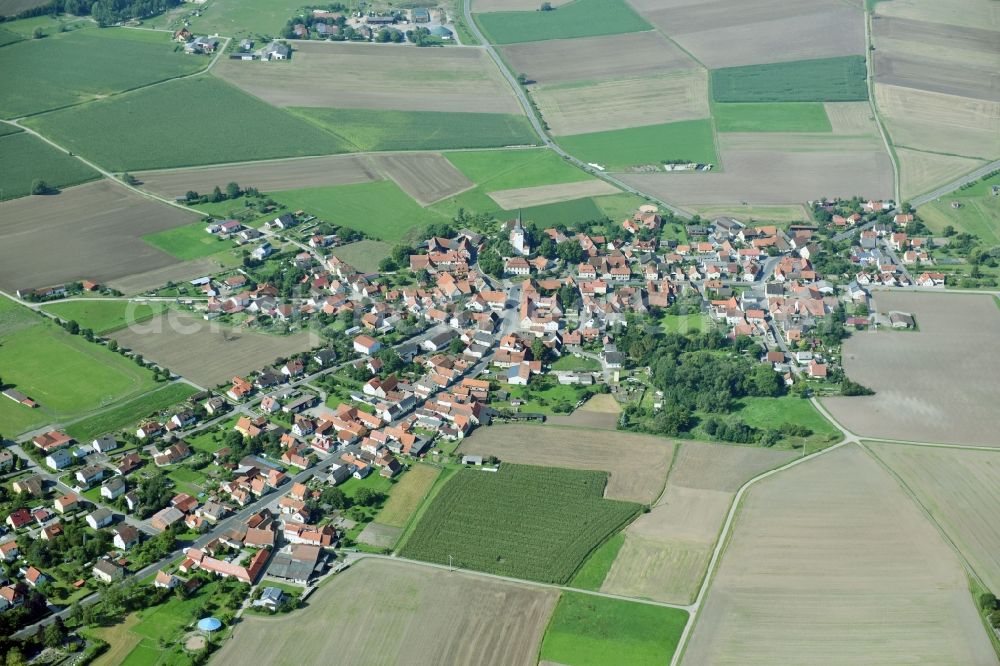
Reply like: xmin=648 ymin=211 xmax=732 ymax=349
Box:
xmin=872 ymin=16 xmax=1000 ymax=70
xmin=356 ymin=522 xmax=402 ymax=549
xmin=105 ymin=257 xmax=228 ymax=296
xmin=896 ymin=148 xmax=986 ymax=200
xmin=534 ymin=71 xmax=709 ymax=135
xmin=473 ymin=0 xmax=570 ymax=11
xmin=869 ymin=443 xmax=1000 ymax=594
xmin=823 ymin=101 xmax=878 ymax=134
xmin=682 ymin=445 xmax=997 ymax=665
xmin=501 ymin=32 xmax=696 ymax=86
xmin=476 ymin=0 xmax=652 ymax=45
xmin=214 ymin=558 xmax=558 ymax=666
xmin=602 ymin=441 xmax=795 ymax=604
xmin=874 ymin=53 xmax=1000 ymax=102
xmin=110 ymin=310 xmax=317 ymax=388
xmin=134 ymin=155 xmax=380 ymax=200
xmin=545 ymin=412 xmax=618 ymax=430
xmin=457 ymin=425 xmax=672 ymax=504
xmin=579 ymin=393 xmax=621 ymax=413
xmin=874 ymin=0 xmax=1000 ymax=32
xmin=823 ymin=292 xmax=1000 ymax=447
xmin=488 ymin=180 xmax=618 ymax=209
xmin=215 ymin=42 xmax=523 ymax=115
xmin=371 ymin=153 xmax=473 ymax=206
xmin=0 ymin=180 xmax=200 ymax=293
xmin=329 ymin=240 xmax=392 ymax=274
xmin=374 ymin=464 xmax=440 ymax=529
xmin=718 ymin=132 xmax=883 ymax=152
xmin=687 ymin=204 xmax=811 ymax=224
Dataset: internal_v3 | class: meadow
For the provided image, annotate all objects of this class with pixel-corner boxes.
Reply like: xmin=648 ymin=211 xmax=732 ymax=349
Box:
xmin=518 ymin=197 xmax=605 ymax=227
xmin=711 ymin=56 xmax=869 ymax=103
xmin=25 ymin=77 xmax=346 ymax=171
xmin=568 ymin=533 xmax=624 ymax=589
xmin=712 ymin=102 xmax=833 ymax=133
xmin=557 ymin=119 xmax=717 ymax=170
xmin=539 ymin=592 xmax=687 ymax=666
xmin=0 ymin=27 xmax=204 ymax=118
xmin=330 ymin=240 xmax=392 ymax=274
xmin=918 ymin=172 xmax=1000 ymax=244
xmin=399 ymin=463 xmax=641 ymax=584
xmin=65 ymin=382 xmax=198 ymax=442
xmin=445 ymin=148 xmax=591 ymax=190
xmin=42 ymin=300 xmax=169 ymax=334
xmin=0 ymin=121 xmax=21 ymax=136
xmin=290 ymin=108 xmax=537 ymax=152
xmin=476 ymin=0 xmax=651 ymax=45
xmin=373 ymin=463 xmax=440 ymax=529
xmin=143 ymin=221 xmax=234 ymax=261
xmin=183 ymin=0 xmax=302 ymax=36
xmin=0 ymin=131 xmax=99 ymax=199
xmin=731 ymin=395 xmax=842 ymax=451
xmin=0 ymin=26 xmax=21 ymax=46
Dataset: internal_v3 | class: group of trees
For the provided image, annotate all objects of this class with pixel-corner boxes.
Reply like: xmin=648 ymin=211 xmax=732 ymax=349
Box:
xmin=377 ymin=244 xmax=416 ymax=272
xmin=184 ymin=182 xmax=258 ymax=205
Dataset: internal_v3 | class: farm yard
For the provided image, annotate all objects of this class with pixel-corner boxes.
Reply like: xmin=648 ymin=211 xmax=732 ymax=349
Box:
xmin=869 ymin=443 xmax=1000 ymax=595
xmin=683 ymin=445 xmax=998 ymax=664
xmin=399 ymin=463 xmax=641 ymax=583
xmin=0 ymin=179 xmax=202 ymax=293
xmin=109 ymin=310 xmax=317 ymax=388
xmin=0 ymin=131 xmax=99 ymax=199
xmin=822 ymin=292 xmax=1000 ymax=447
xmin=370 ymin=153 xmax=474 ymax=206
xmin=475 ymin=0 xmax=651 ymax=44
xmin=213 ymin=558 xmax=558 ymax=666
xmin=456 ymin=424 xmax=673 ymax=504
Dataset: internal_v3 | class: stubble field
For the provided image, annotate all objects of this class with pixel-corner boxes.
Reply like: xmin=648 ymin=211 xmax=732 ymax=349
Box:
xmin=213 ymin=558 xmax=558 ymax=666
xmin=823 ymin=292 xmax=1000 ymax=447
xmin=895 ymin=148 xmax=986 ymax=200
xmin=682 ymin=444 xmax=997 ymax=665
xmin=487 ymin=179 xmax=619 ymax=209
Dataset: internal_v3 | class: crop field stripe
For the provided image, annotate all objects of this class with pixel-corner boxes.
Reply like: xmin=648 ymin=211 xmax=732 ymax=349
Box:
xmin=0 ymin=131 xmax=101 ymax=199
xmin=712 ymin=102 xmax=833 ymax=133
xmin=711 ymin=56 xmax=869 ymax=103
xmin=475 ymin=0 xmax=653 ymax=45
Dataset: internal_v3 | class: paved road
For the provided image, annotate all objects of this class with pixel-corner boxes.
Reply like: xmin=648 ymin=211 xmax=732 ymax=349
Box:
xmin=909 ymin=159 xmax=1000 ymax=207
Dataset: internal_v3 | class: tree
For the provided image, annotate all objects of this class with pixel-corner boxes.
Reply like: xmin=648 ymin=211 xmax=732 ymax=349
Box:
xmin=32 ymin=27 xmax=44 ymax=39
xmin=43 ymin=617 xmax=66 ymax=648
xmin=531 ymin=338 xmax=550 ymax=364
xmin=66 ymin=320 xmax=80 ymax=335
xmin=540 ymin=1 xmax=553 ymax=9
xmin=209 ymin=185 xmax=224 ymax=203
xmin=355 ymin=487 xmax=385 ymax=507
xmin=225 ymin=182 xmax=241 ymax=199
xmin=30 ymin=179 xmax=49 ymax=195
xmin=556 ymin=241 xmax=583 ymax=264
xmin=516 ymin=73 xmax=528 ymax=85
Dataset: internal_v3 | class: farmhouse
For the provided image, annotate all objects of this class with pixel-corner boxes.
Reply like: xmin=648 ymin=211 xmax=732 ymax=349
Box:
xmin=32 ymin=430 xmax=72 ymax=453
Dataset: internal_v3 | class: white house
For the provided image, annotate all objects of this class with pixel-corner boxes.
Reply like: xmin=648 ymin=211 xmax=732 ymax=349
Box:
xmin=45 ymin=449 xmax=72 ymax=470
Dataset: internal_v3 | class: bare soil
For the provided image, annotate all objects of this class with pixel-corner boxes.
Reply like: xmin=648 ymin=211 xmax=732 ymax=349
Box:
xmin=371 ymin=153 xmax=473 ymax=206
xmin=874 ymin=53 xmax=1000 ymax=102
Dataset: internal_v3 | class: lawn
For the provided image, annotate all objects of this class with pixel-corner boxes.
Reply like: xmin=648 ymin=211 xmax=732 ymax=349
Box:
xmin=593 ymin=192 xmax=650 ymax=221
xmin=495 ymin=381 xmax=591 ymax=414
xmin=476 ymin=0 xmax=651 ymax=45
xmin=711 ymin=56 xmax=868 ymax=103
xmin=143 ymin=221 xmax=234 ymax=260
xmin=0 ymin=121 xmax=21 ymax=137
xmin=539 ymin=591 xmax=687 ymax=666
xmin=399 ymin=463 xmax=641 ymax=584
xmin=551 ymin=354 xmax=601 ymax=372
xmin=65 ymin=382 xmax=198 ymax=441
xmin=373 ymin=463 xmax=441 ymax=528
xmin=24 ymin=77 xmax=346 ymax=171
xmin=712 ymin=102 xmax=833 ymax=133
xmin=659 ymin=312 xmax=710 ymax=334
xmin=270 ymin=180 xmax=448 ymax=243
xmin=918 ymin=172 xmax=1000 ymax=245
xmin=290 ymin=108 xmax=537 ymax=152
xmin=0 ymin=297 xmax=158 ymax=436
xmin=557 ymin=119 xmax=717 ymax=170
xmin=0 ymin=27 xmax=204 ymax=118
xmin=0 ymin=27 xmax=22 ymax=47
xmin=518 ymin=196 xmax=606 ymax=227
xmin=184 ymin=0 xmax=304 ymax=36
xmin=444 ymin=148 xmax=591 ymax=191
xmin=42 ymin=300 xmax=168 ymax=335
xmin=330 ymin=240 xmax=392 ymax=274
xmin=732 ymin=395 xmax=841 ymax=450
xmin=569 ymin=532 xmax=624 ymax=590
xmin=0 ymin=131 xmax=99 ymax=199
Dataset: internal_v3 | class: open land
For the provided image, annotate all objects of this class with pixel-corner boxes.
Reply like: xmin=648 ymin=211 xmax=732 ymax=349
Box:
xmin=545 ymin=393 xmax=620 ymax=429
xmin=559 ymin=119 xmax=717 ymax=171
xmin=896 ymin=148 xmax=987 ymax=200
xmin=330 ymin=240 xmax=393 ymax=274
xmin=105 ymin=257 xmax=232 ymax=296
xmin=41 ymin=300 xmax=169 ymax=335
xmin=473 ymin=0 xmax=571 ymax=11
xmin=65 ymin=382 xmax=198 ymax=442
xmin=602 ymin=441 xmax=796 ymax=604
xmin=142 ymin=221 xmax=242 ymax=261
xmin=476 ymin=0 xmax=651 ymax=45
xmin=712 ymin=102 xmax=832 ymax=133
xmin=399 ymin=463 xmax=641 ymax=583
xmin=683 ymin=445 xmax=997 ymax=664
xmin=456 ymin=424 xmax=673 ymax=504
xmin=0 ymin=132 xmax=99 ymax=199
xmin=370 ymin=153 xmax=474 ymax=206
xmin=373 ymin=463 xmax=441 ymax=529
xmin=445 ymin=148 xmax=592 ymax=190
xmin=24 ymin=77 xmax=347 ymax=171
xmin=0 ymin=180 xmax=202 ymax=293
xmin=869 ymin=442 xmax=1000 ymax=594
xmin=488 ymin=179 xmax=619 ymax=209
xmin=133 ymin=155 xmax=381 ymax=200
xmin=686 ymin=204 xmax=812 ymax=224
xmin=0 ymin=297 xmax=158 ymax=436
xmin=109 ymin=310 xmax=316 ymax=388
xmin=711 ymin=56 xmax=868 ymax=103
xmin=214 ymin=558 xmax=558 ymax=666
xmin=918 ymin=173 xmax=1000 ymax=244
xmin=216 ymin=42 xmax=524 ymax=115
xmin=823 ymin=292 xmax=1000 ymax=447
xmin=182 ymin=0 xmax=304 ymax=36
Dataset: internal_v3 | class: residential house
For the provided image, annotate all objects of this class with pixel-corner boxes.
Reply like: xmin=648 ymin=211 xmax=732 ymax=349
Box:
xmin=93 ymin=559 xmax=125 ymax=583
xmin=86 ymin=508 xmax=114 ymax=529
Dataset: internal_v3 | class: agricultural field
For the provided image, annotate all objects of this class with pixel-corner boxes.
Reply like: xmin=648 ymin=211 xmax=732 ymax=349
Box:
xmin=142 ymin=221 xmax=236 ymax=261
xmin=291 ymin=108 xmax=537 ymax=152
xmin=216 ymin=42 xmax=524 ymax=115
xmin=214 ymin=558 xmax=558 ymax=666
xmin=445 ymin=148 xmax=591 ymax=190
xmin=487 ymin=179 xmax=618 ymax=209
xmin=473 ymin=0 xmax=571 ymax=10
xmin=0 ymin=27 xmax=204 ymax=118
xmin=0 ymin=0 xmax=49 ymax=16
xmin=133 ymin=154 xmax=382 ymax=200
xmin=711 ymin=56 xmax=868 ymax=103
xmin=330 ymin=240 xmax=393 ymax=274
xmin=0 ymin=132 xmax=99 ymax=199
xmin=539 ymin=592 xmax=687 ymax=666
xmin=270 ymin=180 xmax=447 ymax=243
xmin=0 ymin=180 xmax=202 ymax=293
xmin=106 ymin=257 xmax=235 ymax=296
xmin=712 ymin=102 xmax=832 ymax=133
xmin=41 ymin=300 xmax=169 ymax=335
xmin=24 ymin=77 xmax=346 ymax=171
xmin=602 ymin=441 xmax=796 ymax=604
xmin=918 ymin=172 xmax=1000 ymax=244
xmin=65 ymin=382 xmax=198 ymax=442
xmin=182 ymin=0 xmax=303 ymax=36
xmin=370 ymin=153 xmax=474 ymax=206
xmin=475 ymin=0 xmax=651 ymax=45
xmin=823 ymin=292 xmax=1000 ymax=447
xmin=456 ymin=424 xmax=672 ymax=504
xmin=110 ymin=310 xmax=317 ymax=388
xmin=897 ymin=149 xmax=987 ymax=201
xmin=687 ymin=204 xmax=812 ymax=224
xmin=559 ymin=119 xmax=717 ymax=171
xmin=399 ymin=463 xmax=642 ymax=583
xmin=0 ymin=296 xmax=158 ymax=436
xmin=373 ymin=463 xmax=441 ymax=529
xmin=544 ymin=393 xmax=620 ymax=429
xmin=682 ymin=445 xmax=997 ymax=664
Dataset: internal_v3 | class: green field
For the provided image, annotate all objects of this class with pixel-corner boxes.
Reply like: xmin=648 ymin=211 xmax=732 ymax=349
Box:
xmin=271 ymin=180 xmax=447 ymax=243
xmin=0 ymin=131 xmax=99 ymax=199
xmin=557 ymin=119 xmax=717 ymax=170
xmin=290 ymin=108 xmax=538 ymax=152
xmin=539 ymin=591 xmax=687 ymax=666
xmin=0 ymin=28 xmax=204 ymax=118
xmin=143 ymin=221 xmax=234 ymax=260
xmin=0 ymin=121 xmax=21 ymax=137
xmin=476 ymin=0 xmax=651 ymax=45
xmin=918 ymin=172 xmax=1000 ymax=244
xmin=330 ymin=240 xmax=392 ymax=274
xmin=519 ymin=196 xmax=605 ymax=227
xmin=42 ymin=300 xmax=168 ymax=334
xmin=399 ymin=463 xmax=641 ymax=584
xmin=0 ymin=297 xmax=158 ymax=436
xmin=711 ymin=56 xmax=868 ymax=103
xmin=25 ymin=77 xmax=346 ymax=171
xmin=183 ymin=0 xmax=304 ymax=36
xmin=551 ymin=354 xmax=602 ymax=372
xmin=593 ymin=192 xmax=650 ymax=221
xmin=659 ymin=312 xmax=710 ymax=334
xmin=445 ymin=148 xmax=591 ymax=190
xmin=65 ymin=382 xmax=198 ymax=442
xmin=569 ymin=532 xmax=624 ymax=589
xmin=712 ymin=102 xmax=833 ymax=132
xmin=734 ymin=395 xmax=841 ymax=450
xmin=0 ymin=27 xmax=22 ymax=46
